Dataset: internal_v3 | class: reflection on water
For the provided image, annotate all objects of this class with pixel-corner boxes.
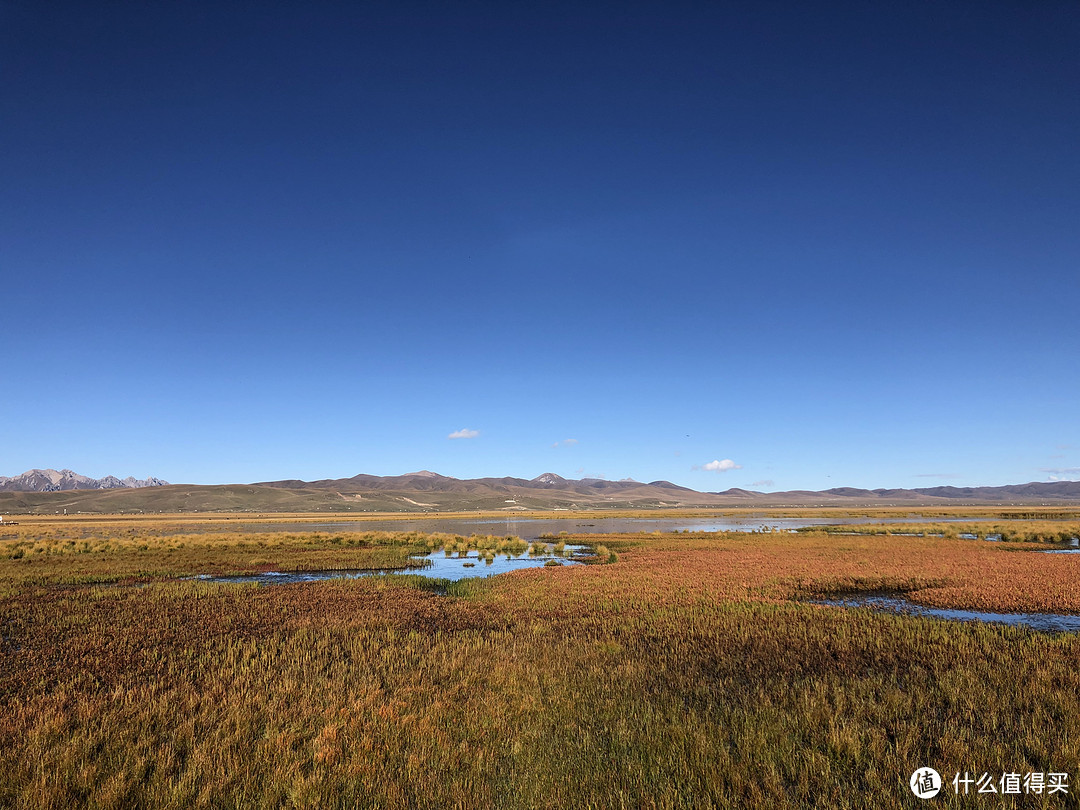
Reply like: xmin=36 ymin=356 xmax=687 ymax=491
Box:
xmin=812 ymin=594 xmax=1080 ymax=633
xmin=220 ymin=515 xmax=1000 ymax=540
xmin=1047 ymin=538 xmax=1080 ymax=552
xmin=192 ymin=545 xmax=586 ymax=586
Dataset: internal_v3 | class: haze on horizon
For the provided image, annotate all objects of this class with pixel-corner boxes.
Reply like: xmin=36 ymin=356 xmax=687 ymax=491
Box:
xmin=2 ymin=0 xmax=1077 ymax=491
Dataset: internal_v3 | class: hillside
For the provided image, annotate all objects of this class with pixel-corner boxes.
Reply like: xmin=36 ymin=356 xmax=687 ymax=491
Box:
xmin=1 ymin=470 xmax=1079 ymax=514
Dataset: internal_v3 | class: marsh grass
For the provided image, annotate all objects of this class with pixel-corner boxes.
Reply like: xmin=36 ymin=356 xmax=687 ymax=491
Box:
xmin=797 ymin=520 xmax=1080 ymax=545
xmin=4 ymin=519 xmax=1080 ymax=807
xmin=0 ymin=528 xmax=543 ymax=586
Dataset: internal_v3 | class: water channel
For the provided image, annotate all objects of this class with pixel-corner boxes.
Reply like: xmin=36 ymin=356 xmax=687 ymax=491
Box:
xmin=811 ymin=594 xmax=1080 ymax=633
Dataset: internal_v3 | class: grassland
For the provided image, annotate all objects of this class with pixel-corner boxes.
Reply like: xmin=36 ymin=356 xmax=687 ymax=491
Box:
xmin=3 ymin=516 xmax=1080 ymax=808
xmin=8 ymin=504 xmax=1080 ymax=523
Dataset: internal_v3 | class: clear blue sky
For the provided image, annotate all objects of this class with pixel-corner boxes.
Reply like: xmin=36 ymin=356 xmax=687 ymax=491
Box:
xmin=2 ymin=0 xmax=1077 ymax=491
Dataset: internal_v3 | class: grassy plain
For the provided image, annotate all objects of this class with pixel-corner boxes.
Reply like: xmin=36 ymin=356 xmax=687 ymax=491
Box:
xmin=9 ymin=504 xmax=1080 ymax=523
xmin=3 ymin=514 xmax=1080 ymax=808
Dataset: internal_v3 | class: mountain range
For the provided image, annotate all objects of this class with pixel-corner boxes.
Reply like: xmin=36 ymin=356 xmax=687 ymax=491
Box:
xmin=0 ymin=469 xmax=168 ymax=493
xmin=0 ymin=468 xmax=1079 ymax=513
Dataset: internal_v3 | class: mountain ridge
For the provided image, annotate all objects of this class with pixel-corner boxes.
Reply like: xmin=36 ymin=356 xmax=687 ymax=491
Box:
xmin=0 ymin=468 xmax=168 ymax=492
xmin=1 ymin=468 xmax=1079 ymax=513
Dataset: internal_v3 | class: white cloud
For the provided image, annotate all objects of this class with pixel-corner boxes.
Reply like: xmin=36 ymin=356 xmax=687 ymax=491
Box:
xmin=694 ymin=459 xmax=742 ymax=473
xmin=552 ymin=438 xmax=579 ymax=448
xmin=1045 ymin=468 xmax=1080 ymax=481
xmin=750 ymin=479 xmax=775 ymax=488
xmin=448 ymin=428 xmax=479 ymax=440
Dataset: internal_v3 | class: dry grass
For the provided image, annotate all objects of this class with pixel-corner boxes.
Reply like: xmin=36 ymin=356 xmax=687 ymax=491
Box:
xmin=800 ymin=520 xmax=1080 ymax=544
xmin=0 ymin=527 xmax=540 ymax=587
xmin=526 ymin=529 xmax=1080 ymax=614
xmin=3 ymin=519 xmax=1080 ymax=807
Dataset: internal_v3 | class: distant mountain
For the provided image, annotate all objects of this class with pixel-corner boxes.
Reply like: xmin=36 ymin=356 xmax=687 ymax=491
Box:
xmin=532 ymin=473 xmax=566 ymax=486
xmin=706 ymin=480 xmax=1080 ymax=503
xmin=254 ymin=472 xmax=1080 ymax=507
xmin=254 ymin=471 xmax=717 ymax=505
xmin=0 ymin=468 xmax=168 ymax=492
xmin=1 ymin=469 xmax=1078 ymax=513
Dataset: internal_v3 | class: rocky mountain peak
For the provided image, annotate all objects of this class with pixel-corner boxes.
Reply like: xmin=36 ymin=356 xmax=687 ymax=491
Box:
xmin=531 ymin=472 xmax=567 ymax=486
xmin=0 ymin=469 xmax=169 ymax=492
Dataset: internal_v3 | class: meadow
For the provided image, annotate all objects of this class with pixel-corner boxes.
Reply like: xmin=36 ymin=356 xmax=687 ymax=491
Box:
xmin=3 ymin=514 xmax=1080 ymax=808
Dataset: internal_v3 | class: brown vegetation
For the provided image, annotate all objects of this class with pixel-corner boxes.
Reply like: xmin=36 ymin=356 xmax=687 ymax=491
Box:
xmin=2 ymin=518 xmax=1080 ymax=807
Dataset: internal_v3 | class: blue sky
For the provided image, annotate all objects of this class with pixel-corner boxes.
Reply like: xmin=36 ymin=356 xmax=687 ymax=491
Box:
xmin=2 ymin=0 xmax=1078 ymax=490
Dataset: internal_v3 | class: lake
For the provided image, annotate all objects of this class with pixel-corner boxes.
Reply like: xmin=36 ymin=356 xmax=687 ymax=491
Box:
xmin=220 ymin=514 xmax=1006 ymax=540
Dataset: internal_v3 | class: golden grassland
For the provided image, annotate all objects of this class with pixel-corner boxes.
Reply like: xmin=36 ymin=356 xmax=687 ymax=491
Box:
xmin=3 ymin=518 xmax=1080 ymax=808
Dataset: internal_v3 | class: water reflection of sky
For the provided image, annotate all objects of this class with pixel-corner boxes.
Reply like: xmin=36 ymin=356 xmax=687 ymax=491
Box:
xmin=219 ymin=515 xmax=1013 ymax=540
xmin=192 ymin=545 xmax=586 ymax=586
xmin=813 ymin=595 xmax=1080 ymax=633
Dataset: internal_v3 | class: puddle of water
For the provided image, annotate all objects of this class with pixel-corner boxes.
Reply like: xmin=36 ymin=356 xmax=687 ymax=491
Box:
xmin=812 ymin=594 xmax=1080 ymax=633
xmin=192 ymin=545 xmax=587 ymax=586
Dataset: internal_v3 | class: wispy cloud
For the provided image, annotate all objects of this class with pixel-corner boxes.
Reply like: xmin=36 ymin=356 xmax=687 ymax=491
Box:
xmin=447 ymin=428 xmax=479 ymax=440
xmin=750 ymin=479 xmax=774 ymax=488
xmin=551 ymin=438 xmax=579 ymax=448
xmin=694 ymin=459 xmax=742 ymax=473
xmin=1043 ymin=467 xmax=1080 ymax=481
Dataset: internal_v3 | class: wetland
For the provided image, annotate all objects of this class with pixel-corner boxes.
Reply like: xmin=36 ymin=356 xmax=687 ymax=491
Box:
xmin=3 ymin=508 xmax=1080 ymax=807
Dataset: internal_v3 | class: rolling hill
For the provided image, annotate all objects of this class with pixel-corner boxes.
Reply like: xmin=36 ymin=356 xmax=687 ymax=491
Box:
xmin=1 ymin=469 xmax=1079 ymax=514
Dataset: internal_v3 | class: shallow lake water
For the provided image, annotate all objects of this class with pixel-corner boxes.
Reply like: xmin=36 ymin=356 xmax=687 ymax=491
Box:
xmin=812 ymin=594 xmax=1080 ymax=633
xmin=221 ymin=515 xmax=1009 ymax=540
xmin=192 ymin=545 xmax=586 ymax=586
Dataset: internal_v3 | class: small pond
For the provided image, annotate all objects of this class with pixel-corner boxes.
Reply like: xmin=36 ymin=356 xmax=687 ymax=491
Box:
xmin=812 ymin=594 xmax=1080 ymax=633
xmin=192 ymin=545 xmax=587 ymax=586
